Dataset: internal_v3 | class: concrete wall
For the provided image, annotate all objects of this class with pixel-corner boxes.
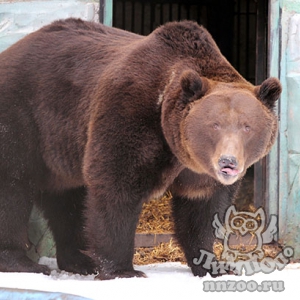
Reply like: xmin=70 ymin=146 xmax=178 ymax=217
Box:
xmin=0 ymin=0 xmax=99 ymax=53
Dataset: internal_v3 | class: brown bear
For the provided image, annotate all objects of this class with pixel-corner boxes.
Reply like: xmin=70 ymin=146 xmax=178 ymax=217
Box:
xmin=0 ymin=18 xmax=281 ymax=279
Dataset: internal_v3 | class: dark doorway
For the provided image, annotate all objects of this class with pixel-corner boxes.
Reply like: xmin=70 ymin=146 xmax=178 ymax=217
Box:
xmin=113 ymin=0 xmax=264 ymax=84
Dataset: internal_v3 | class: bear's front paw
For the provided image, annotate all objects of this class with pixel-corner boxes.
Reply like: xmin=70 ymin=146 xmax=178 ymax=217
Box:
xmin=191 ymin=265 xmax=233 ymax=278
xmin=95 ymin=269 xmax=146 ymax=280
xmin=191 ymin=265 xmax=209 ymax=278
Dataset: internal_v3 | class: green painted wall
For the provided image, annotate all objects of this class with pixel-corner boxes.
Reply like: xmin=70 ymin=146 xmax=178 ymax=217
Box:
xmin=0 ymin=0 xmax=99 ymax=53
xmin=269 ymin=0 xmax=300 ymax=258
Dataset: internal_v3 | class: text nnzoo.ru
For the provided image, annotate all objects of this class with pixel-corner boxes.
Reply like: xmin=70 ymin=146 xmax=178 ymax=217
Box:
xmin=203 ymin=280 xmax=284 ymax=292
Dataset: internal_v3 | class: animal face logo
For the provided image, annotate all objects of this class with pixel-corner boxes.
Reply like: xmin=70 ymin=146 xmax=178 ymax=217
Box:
xmin=213 ymin=205 xmax=277 ymax=262
xmin=230 ymin=214 xmax=259 ymax=235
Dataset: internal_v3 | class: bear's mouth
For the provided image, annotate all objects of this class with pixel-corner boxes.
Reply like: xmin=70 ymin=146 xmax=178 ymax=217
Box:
xmin=215 ymin=166 xmax=242 ymax=185
xmin=214 ymin=157 xmax=244 ymax=185
xmin=220 ymin=167 xmax=240 ymax=177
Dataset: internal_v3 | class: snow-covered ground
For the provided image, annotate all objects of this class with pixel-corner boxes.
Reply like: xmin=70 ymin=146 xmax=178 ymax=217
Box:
xmin=0 ymin=258 xmax=299 ymax=300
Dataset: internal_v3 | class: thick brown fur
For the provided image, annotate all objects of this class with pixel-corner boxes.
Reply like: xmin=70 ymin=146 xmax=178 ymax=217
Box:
xmin=0 ymin=18 xmax=281 ymax=279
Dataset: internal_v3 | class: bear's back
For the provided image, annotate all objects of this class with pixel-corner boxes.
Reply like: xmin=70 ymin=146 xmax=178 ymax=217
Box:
xmin=0 ymin=18 xmax=143 ymax=82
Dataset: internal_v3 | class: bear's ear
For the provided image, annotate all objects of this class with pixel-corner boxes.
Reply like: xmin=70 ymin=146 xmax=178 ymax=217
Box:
xmin=180 ymin=70 xmax=210 ymax=103
xmin=255 ymin=77 xmax=282 ymax=109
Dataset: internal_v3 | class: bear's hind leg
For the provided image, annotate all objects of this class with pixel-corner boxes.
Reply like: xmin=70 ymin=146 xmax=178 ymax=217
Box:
xmin=40 ymin=187 xmax=96 ymax=275
xmin=0 ymin=179 xmax=50 ymax=274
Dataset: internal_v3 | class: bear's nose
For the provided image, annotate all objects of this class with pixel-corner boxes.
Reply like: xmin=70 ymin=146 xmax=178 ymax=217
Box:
xmin=218 ymin=155 xmax=238 ymax=169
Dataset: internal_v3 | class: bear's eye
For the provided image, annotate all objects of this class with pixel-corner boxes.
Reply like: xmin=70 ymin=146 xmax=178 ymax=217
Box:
xmin=213 ymin=123 xmax=220 ymax=130
xmin=244 ymin=125 xmax=251 ymax=133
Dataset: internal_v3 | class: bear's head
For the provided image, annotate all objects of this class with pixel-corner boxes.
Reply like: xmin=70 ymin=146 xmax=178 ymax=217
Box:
xmin=161 ymin=69 xmax=281 ymax=185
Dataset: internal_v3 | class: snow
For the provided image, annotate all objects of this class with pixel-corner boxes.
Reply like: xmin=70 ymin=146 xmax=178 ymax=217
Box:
xmin=0 ymin=258 xmax=299 ymax=300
